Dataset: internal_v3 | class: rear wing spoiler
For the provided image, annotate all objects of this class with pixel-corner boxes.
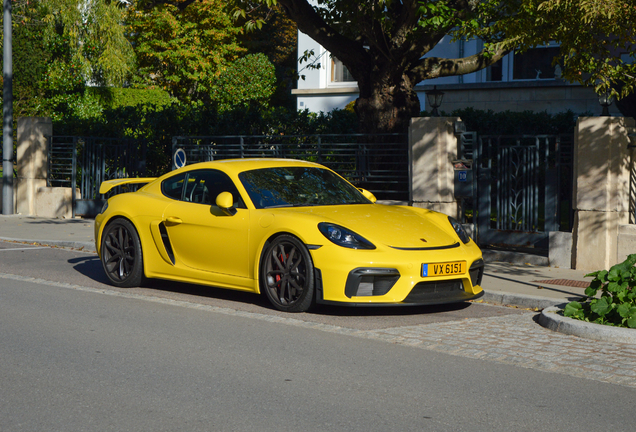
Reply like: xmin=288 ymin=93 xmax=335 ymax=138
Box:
xmin=99 ymin=178 xmax=157 ymax=195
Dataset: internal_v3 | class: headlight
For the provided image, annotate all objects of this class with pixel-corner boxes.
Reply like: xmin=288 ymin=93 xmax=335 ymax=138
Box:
xmin=448 ymin=216 xmax=470 ymax=244
xmin=318 ymin=223 xmax=375 ymax=250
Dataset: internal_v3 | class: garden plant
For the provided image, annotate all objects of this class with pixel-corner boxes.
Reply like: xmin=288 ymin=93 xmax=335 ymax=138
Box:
xmin=564 ymin=254 xmax=636 ymax=329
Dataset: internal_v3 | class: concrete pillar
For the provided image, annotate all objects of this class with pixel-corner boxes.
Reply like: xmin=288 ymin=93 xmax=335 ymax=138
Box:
xmin=572 ymin=116 xmax=635 ymax=270
xmin=15 ymin=117 xmax=52 ymax=215
xmin=409 ymin=117 xmax=460 ymax=217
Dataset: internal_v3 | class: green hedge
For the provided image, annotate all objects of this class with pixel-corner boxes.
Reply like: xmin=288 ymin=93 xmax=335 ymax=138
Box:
xmin=87 ymin=87 xmax=175 ymax=109
xmin=53 ymin=103 xmax=359 ymax=175
xmin=422 ymin=107 xmax=584 ymax=135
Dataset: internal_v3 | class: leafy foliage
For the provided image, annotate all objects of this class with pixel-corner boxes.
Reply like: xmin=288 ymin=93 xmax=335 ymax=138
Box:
xmin=564 ymin=254 xmax=636 ymax=328
xmin=87 ymin=88 xmax=175 ymax=109
xmin=237 ymin=4 xmax=298 ymax=108
xmin=1 ymin=3 xmax=51 ymax=118
xmin=37 ymin=0 xmax=135 ymax=86
xmin=126 ymin=0 xmax=246 ymax=102
xmin=2 ymin=0 xmax=136 ymax=121
xmin=507 ymin=0 xmax=636 ymax=100
xmin=210 ymin=53 xmax=276 ymax=111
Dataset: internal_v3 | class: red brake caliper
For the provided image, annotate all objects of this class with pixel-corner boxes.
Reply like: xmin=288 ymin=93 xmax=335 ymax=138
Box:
xmin=275 ymin=252 xmax=287 ymax=284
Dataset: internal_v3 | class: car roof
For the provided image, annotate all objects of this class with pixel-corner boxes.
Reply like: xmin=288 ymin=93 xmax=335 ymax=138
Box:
xmin=176 ymin=158 xmax=325 ymax=176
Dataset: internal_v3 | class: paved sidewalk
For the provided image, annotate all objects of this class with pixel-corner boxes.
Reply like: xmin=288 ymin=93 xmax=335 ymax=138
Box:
xmin=0 ymin=215 xmax=95 ymax=252
xmin=0 ymin=214 xmax=593 ymax=309
xmin=481 ymin=261 xmax=589 ymax=309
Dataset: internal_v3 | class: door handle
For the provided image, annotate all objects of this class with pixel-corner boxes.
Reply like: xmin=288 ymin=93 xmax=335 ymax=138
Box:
xmin=165 ymin=216 xmax=183 ymax=225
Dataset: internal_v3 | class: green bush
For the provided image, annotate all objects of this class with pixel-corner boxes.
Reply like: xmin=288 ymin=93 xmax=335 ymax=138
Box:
xmin=87 ymin=87 xmax=175 ymax=109
xmin=564 ymin=254 xmax=636 ymax=328
xmin=210 ymin=53 xmax=276 ymax=112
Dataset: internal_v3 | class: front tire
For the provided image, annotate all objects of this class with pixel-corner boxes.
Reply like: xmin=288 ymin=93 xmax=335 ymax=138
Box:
xmin=260 ymin=235 xmax=315 ymax=312
xmin=101 ymin=218 xmax=144 ymax=288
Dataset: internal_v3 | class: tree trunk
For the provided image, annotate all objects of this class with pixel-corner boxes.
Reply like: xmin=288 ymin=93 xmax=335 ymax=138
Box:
xmin=354 ymin=72 xmax=421 ymax=134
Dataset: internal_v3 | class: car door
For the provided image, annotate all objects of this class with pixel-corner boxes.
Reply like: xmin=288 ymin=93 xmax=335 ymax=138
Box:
xmin=162 ymin=169 xmax=250 ymax=278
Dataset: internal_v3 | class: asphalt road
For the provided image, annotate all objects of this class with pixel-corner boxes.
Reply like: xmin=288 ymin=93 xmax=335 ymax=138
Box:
xmin=2 ymin=271 xmax=635 ymax=432
xmin=1 ymin=240 xmax=635 ymax=431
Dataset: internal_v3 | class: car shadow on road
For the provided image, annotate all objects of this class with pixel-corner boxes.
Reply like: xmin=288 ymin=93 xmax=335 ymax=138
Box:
xmin=143 ymin=278 xmax=476 ymax=319
xmin=67 ymin=255 xmax=112 ymax=285
xmin=67 ymin=255 xmax=480 ymax=319
xmin=314 ymin=301 xmax=471 ymax=317
xmin=67 ymin=255 xmax=268 ymax=305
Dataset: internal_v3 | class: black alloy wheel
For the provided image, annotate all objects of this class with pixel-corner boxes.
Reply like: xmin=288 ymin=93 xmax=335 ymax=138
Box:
xmin=101 ymin=218 xmax=144 ymax=288
xmin=261 ymin=235 xmax=315 ymax=312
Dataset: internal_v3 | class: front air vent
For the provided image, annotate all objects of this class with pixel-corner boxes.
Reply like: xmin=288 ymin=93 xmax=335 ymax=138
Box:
xmin=403 ymin=280 xmax=465 ymax=303
xmin=345 ymin=268 xmax=400 ymax=298
xmin=469 ymin=259 xmax=484 ymax=288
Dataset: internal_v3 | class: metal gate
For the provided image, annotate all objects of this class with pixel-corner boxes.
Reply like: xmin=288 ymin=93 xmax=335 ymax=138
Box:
xmin=470 ymin=134 xmax=574 ymax=250
xmin=47 ymin=136 xmax=147 ymax=217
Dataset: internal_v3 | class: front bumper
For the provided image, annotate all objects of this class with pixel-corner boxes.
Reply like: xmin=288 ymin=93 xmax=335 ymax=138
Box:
xmin=311 ymin=242 xmax=484 ymax=306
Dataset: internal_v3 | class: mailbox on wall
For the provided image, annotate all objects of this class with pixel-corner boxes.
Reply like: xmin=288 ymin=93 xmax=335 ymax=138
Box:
xmin=452 ymin=159 xmax=473 ymax=198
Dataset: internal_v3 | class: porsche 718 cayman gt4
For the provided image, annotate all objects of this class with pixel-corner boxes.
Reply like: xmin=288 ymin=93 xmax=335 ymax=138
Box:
xmin=95 ymin=159 xmax=484 ymax=312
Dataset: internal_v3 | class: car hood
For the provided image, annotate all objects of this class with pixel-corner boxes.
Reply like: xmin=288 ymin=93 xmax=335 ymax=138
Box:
xmin=285 ymin=204 xmax=459 ymax=248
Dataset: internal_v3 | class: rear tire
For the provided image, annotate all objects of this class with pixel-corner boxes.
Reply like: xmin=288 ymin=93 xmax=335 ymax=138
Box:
xmin=260 ymin=235 xmax=315 ymax=312
xmin=101 ymin=218 xmax=144 ymax=288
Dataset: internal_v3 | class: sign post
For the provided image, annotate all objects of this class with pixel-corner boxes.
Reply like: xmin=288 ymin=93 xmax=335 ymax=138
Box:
xmin=2 ymin=0 xmax=13 ymax=214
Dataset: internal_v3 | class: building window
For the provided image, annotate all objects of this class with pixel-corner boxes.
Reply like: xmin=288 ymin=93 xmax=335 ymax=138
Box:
xmin=486 ymin=59 xmax=503 ymax=82
xmin=512 ymin=47 xmax=561 ymax=80
xmin=331 ymin=58 xmax=355 ymax=83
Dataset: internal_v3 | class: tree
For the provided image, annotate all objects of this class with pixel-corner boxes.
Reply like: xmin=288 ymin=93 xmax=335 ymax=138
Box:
xmin=2 ymin=0 xmax=136 ymax=120
xmin=238 ymin=4 xmax=298 ymax=108
xmin=127 ymin=0 xmax=246 ymax=102
xmin=149 ymin=0 xmax=633 ymax=134
xmin=274 ymin=0 xmax=636 ymax=133
xmin=475 ymin=0 xmax=636 ymax=101
xmin=2 ymin=2 xmax=51 ymax=118
xmin=37 ymin=0 xmax=135 ymax=86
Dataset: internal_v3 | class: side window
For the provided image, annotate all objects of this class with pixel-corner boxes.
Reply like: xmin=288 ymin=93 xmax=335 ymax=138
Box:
xmin=161 ymin=173 xmax=186 ymax=200
xmin=181 ymin=169 xmax=246 ymax=208
xmin=330 ymin=57 xmax=355 ymax=83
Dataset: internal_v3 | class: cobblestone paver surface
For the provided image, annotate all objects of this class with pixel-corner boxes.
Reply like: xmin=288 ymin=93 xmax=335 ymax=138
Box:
xmin=355 ymin=313 xmax=636 ymax=389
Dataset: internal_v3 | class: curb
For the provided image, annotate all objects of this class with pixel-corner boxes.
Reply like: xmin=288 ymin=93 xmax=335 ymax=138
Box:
xmin=538 ymin=306 xmax=636 ymax=344
xmin=0 ymin=237 xmax=96 ymax=253
xmin=482 ymin=291 xmax=565 ymax=310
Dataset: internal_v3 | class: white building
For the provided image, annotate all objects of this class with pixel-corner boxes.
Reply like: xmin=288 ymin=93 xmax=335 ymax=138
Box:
xmin=292 ymin=31 xmax=620 ymax=116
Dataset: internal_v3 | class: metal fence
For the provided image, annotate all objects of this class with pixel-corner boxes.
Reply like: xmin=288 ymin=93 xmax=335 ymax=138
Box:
xmin=171 ymin=134 xmax=409 ymax=201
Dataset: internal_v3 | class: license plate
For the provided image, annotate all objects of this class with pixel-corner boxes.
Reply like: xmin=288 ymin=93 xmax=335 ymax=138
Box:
xmin=422 ymin=261 xmax=466 ymax=277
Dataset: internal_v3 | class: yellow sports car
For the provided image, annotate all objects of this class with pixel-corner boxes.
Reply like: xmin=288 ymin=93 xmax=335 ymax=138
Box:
xmin=95 ymin=159 xmax=484 ymax=312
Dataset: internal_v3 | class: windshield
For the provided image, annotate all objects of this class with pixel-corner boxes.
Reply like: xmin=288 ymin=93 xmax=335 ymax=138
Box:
xmin=239 ymin=167 xmax=371 ymax=209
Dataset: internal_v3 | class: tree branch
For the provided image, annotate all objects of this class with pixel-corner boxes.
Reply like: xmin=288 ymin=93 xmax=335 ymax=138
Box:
xmin=277 ymin=0 xmax=369 ymax=73
xmin=138 ymin=0 xmax=199 ymax=11
xmin=410 ymin=46 xmax=510 ymax=81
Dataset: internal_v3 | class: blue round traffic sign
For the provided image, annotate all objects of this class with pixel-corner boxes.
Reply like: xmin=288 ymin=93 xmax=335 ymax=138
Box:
xmin=174 ymin=148 xmax=187 ymax=169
